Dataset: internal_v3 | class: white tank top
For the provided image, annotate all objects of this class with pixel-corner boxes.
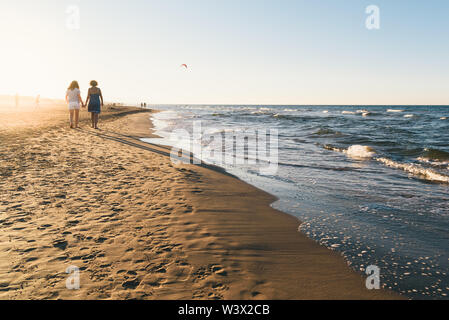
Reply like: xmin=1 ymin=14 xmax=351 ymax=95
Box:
xmin=66 ymin=88 xmax=80 ymax=103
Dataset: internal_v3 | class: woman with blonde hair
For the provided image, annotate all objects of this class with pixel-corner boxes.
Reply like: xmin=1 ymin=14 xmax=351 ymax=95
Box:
xmin=65 ymin=81 xmax=84 ymax=128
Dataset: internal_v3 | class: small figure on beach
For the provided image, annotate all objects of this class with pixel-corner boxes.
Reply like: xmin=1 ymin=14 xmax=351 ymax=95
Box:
xmin=85 ymin=80 xmax=103 ymax=129
xmin=65 ymin=81 xmax=84 ymax=129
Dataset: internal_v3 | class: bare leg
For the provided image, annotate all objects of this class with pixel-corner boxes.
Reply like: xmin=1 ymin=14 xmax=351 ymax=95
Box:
xmin=91 ymin=113 xmax=95 ymax=128
xmin=94 ymin=114 xmax=99 ymax=129
xmin=74 ymin=109 xmax=80 ymax=128
xmin=69 ymin=110 xmax=74 ymax=128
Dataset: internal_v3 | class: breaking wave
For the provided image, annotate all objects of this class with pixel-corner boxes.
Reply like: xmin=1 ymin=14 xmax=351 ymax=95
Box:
xmin=326 ymin=145 xmax=449 ymax=183
xmin=377 ymin=158 xmax=449 ymax=183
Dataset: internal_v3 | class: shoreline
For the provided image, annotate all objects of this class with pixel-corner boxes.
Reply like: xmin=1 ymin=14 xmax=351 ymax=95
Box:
xmin=142 ymin=109 xmax=401 ymax=300
xmin=0 ymin=104 xmax=400 ymax=299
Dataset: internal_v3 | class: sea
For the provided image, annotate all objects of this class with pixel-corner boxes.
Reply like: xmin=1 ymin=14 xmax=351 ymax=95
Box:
xmin=142 ymin=105 xmax=449 ymax=299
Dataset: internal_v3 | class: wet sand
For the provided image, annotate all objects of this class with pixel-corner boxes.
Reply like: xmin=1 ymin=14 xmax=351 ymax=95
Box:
xmin=0 ymin=104 xmax=399 ymax=299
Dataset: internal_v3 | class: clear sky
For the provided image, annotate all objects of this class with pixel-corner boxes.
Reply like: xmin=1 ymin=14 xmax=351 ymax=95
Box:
xmin=0 ymin=0 xmax=448 ymax=105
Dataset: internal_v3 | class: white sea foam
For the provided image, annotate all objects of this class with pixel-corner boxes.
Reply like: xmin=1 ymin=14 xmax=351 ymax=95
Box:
xmin=322 ymin=110 xmax=329 ymax=113
xmin=342 ymin=111 xmax=356 ymax=115
xmin=344 ymin=145 xmax=376 ymax=159
xmin=377 ymin=158 xmax=449 ymax=183
xmin=417 ymin=157 xmax=449 ymax=168
xmin=404 ymin=114 xmax=414 ymax=118
xmin=387 ymin=109 xmax=404 ymax=113
xmin=251 ymin=110 xmax=270 ymax=115
xmin=441 ymin=117 xmax=447 ymax=120
xmin=356 ymin=110 xmax=372 ymax=117
xmin=327 ymin=144 xmax=449 ymax=183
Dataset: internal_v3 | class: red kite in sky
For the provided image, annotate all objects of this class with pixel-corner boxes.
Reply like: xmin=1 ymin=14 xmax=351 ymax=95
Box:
xmin=180 ymin=64 xmax=188 ymax=69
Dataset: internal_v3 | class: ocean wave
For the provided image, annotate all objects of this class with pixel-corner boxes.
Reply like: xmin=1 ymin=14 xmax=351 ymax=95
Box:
xmin=342 ymin=111 xmax=357 ymax=115
xmin=420 ymin=148 xmax=449 ymax=161
xmin=323 ymin=144 xmax=344 ymax=153
xmin=323 ymin=144 xmax=372 ymax=157
xmin=417 ymin=157 xmax=449 ymax=169
xmin=251 ymin=110 xmax=271 ymax=115
xmin=387 ymin=109 xmax=405 ymax=113
xmin=311 ymin=128 xmax=344 ymax=137
xmin=272 ymin=114 xmax=322 ymax=122
xmin=376 ymin=158 xmax=449 ymax=183
xmin=324 ymin=144 xmax=449 ymax=183
xmin=345 ymin=145 xmax=376 ymax=159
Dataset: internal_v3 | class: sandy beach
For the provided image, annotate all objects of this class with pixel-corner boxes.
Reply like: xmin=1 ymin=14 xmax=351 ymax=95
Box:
xmin=0 ymin=104 xmax=399 ymax=300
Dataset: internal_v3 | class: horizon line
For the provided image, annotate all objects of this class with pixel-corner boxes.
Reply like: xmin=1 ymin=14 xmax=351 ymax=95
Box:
xmin=1 ymin=95 xmax=448 ymax=107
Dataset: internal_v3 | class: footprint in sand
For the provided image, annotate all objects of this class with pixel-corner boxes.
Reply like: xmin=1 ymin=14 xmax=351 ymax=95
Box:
xmin=210 ymin=265 xmax=228 ymax=276
xmin=52 ymin=239 xmax=68 ymax=250
xmin=65 ymin=220 xmax=80 ymax=227
xmin=122 ymin=279 xmax=141 ymax=290
xmin=37 ymin=224 xmax=52 ymax=230
xmin=95 ymin=237 xmax=108 ymax=244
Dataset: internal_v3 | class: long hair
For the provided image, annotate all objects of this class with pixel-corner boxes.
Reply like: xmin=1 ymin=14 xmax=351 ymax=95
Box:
xmin=68 ymin=81 xmax=80 ymax=90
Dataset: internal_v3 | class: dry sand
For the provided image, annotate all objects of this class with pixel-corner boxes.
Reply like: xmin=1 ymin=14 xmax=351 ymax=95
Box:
xmin=0 ymin=104 xmax=400 ymax=299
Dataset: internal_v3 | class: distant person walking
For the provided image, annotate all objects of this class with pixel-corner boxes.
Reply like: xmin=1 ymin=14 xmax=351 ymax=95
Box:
xmin=65 ymin=81 xmax=84 ymax=129
xmin=85 ymin=80 xmax=103 ymax=129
